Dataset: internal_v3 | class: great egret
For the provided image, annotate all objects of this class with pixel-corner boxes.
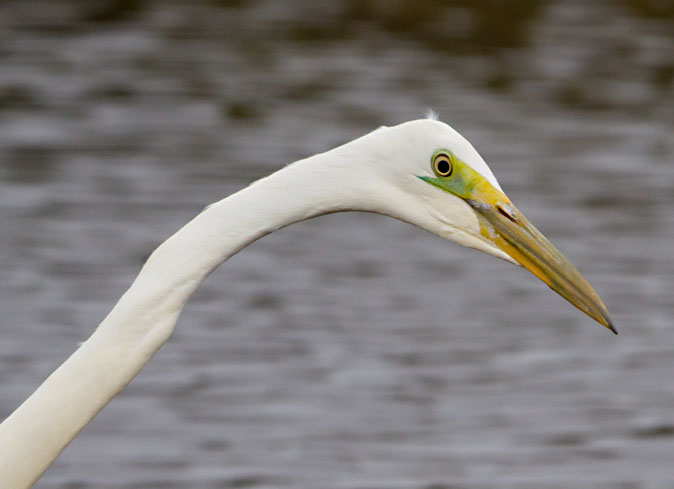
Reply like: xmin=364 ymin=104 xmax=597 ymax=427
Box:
xmin=0 ymin=118 xmax=615 ymax=488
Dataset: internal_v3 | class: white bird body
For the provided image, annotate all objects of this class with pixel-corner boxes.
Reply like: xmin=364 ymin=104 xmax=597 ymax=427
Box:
xmin=0 ymin=119 xmax=612 ymax=488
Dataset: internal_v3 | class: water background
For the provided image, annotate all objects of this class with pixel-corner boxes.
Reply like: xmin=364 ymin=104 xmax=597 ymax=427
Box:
xmin=1 ymin=1 xmax=674 ymax=487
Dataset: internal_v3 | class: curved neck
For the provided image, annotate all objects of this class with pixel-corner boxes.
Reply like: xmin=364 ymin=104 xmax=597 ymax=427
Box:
xmin=0 ymin=154 xmax=364 ymax=489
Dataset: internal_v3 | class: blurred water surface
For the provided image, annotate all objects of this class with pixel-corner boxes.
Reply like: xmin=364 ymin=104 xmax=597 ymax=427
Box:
xmin=1 ymin=1 xmax=674 ymax=488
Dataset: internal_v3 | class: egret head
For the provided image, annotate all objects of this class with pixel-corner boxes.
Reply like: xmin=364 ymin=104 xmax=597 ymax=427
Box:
xmin=343 ymin=119 xmax=615 ymax=333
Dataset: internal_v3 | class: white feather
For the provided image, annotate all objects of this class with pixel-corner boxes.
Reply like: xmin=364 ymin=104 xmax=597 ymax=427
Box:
xmin=425 ymin=108 xmax=439 ymax=120
xmin=0 ymin=119 xmax=508 ymax=488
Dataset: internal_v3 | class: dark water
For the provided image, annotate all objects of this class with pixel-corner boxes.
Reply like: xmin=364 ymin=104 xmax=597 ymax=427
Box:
xmin=1 ymin=1 xmax=673 ymax=488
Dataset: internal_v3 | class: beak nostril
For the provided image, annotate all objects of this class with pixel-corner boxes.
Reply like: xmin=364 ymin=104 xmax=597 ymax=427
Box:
xmin=497 ymin=205 xmax=518 ymax=223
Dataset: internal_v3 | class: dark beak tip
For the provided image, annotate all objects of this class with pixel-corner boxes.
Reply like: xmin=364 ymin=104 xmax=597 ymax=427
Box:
xmin=601 ymin=314 xmax=618 ymax=335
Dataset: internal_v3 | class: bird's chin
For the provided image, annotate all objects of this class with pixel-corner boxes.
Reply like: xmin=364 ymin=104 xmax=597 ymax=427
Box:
xmin=470 ymin=237 xmax=518 ymax=264
xmin=443 ymin=227 xmax=517 ymax=264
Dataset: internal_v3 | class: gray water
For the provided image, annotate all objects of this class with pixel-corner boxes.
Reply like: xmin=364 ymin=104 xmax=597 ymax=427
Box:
xmin=1 ymin=1 xmax=674 ymax=488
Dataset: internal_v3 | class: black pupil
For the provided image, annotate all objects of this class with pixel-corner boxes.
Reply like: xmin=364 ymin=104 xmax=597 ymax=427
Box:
xmin=437 ymin=159 xmax=450 ymax=175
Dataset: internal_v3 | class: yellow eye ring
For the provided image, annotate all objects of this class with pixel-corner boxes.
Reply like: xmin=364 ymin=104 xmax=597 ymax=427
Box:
xmin=432 ymin=152 xmax=453 ymax=177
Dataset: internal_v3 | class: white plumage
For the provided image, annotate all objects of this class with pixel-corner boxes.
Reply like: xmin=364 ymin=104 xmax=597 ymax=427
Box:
xmin=0 ymin=119 xmax=612 ymax=488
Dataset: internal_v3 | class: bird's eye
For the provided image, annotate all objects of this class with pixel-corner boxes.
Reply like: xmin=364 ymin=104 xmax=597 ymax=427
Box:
xmin=432 ymin=153 xmax=453 ymax=177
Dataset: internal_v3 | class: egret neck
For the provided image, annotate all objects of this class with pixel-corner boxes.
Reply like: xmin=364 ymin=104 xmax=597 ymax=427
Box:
xmin=0 ymin=152 xmax=363 ymax=489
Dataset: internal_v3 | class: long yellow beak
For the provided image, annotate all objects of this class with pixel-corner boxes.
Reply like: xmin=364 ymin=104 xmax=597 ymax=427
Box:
xmin=420 ymin=150 xmax=615 ymax=334
xmin=467 ymin=197 xmax=616 ymax=334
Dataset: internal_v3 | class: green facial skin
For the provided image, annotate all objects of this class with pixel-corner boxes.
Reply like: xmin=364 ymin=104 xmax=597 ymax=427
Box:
xmin=418 ymin=150 xmax=509 ymax=207
xmin=418 ymin=150 xmax=617 ymax=334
